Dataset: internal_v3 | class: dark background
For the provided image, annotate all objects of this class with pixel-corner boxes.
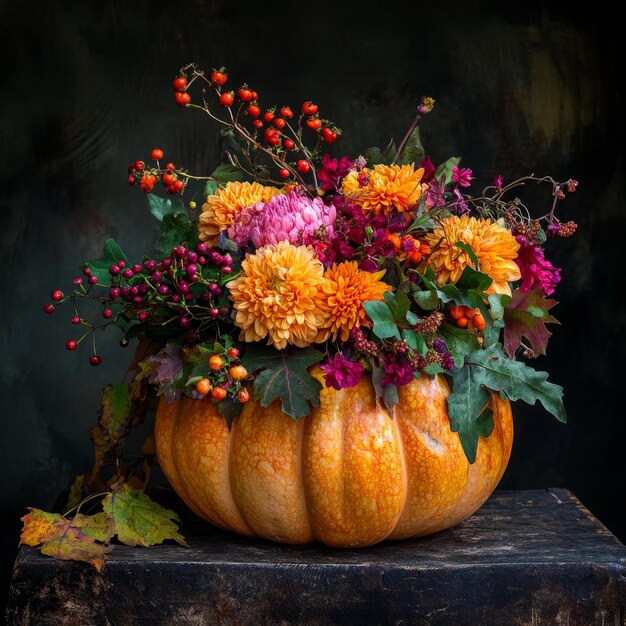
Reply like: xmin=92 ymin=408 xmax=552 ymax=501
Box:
xmin=1 ymin=0 xmax=624 ymax=613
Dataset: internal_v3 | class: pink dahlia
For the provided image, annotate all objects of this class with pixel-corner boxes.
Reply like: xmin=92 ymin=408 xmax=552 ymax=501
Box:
xmin=515 ymin=236 xmax=561 ymax=295
xmin=320 ymin=353 xmax=364 ymax=390
xmin=230 ymin=190 xmax=336 ymax=248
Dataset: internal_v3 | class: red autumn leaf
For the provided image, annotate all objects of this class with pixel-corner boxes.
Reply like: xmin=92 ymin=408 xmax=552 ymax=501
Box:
xmin=503 ymin=290 xmax=559 ymax=358
xmin=20 ymin=509 xmax=114 ymax=571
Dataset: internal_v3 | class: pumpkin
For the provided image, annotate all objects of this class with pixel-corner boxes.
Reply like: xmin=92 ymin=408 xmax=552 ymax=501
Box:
xmin=155 ymin=367 xmax=513 ymax=547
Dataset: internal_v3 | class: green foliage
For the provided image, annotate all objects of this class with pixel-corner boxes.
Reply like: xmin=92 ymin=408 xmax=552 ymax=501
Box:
xmin=453 ymin=242 xmax=481 ymax=271
xmin=434 ymin=156 xmax=461 ymax=185
xmin=365 ymin=139 xmax=397 ymax=166
xmin=155 ymin=213 xmax=199 ymax=253
xmin=447 ymin=343 xmax=567 ymax=462
xmin=242 ymin=345 xmax=324 ymax=419
xmin=86 ymin=239 xmax=127 ymax=276
xmin=363 ymin=300 xmax=400 ymax=339
xmin=211 ymin=163 xmax=244 ymax=183
xmin=102 ymin=483 xmax=186 ymax=548
xmin=98 ymin=384 xmax=132 ymax=449
xmin=439 ymin=323 xmax=481 ymax=368
xmin=400 ymin=125 xmax=425 ymax=166
xmin=147 ymin=194 xmax=186 ymax=222
xmin=371 ymin=366 xmax=399 ymax=412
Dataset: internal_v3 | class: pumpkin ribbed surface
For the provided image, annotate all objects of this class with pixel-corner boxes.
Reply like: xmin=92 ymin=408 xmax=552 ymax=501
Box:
xmin=155 ymin=369 xmax=513 ymax=547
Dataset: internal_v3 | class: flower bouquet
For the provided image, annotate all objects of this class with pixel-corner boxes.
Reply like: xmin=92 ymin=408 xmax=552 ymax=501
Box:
xmin=23 ymin=64 xmax=577 ymax=567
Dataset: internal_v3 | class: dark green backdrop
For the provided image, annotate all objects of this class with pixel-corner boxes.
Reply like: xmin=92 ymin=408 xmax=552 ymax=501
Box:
xmin=2 ymin=0 xmax=624 ymax=610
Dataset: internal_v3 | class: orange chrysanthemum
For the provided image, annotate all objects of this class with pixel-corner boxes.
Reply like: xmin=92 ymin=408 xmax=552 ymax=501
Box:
xmin=425 ymin=215 xmax=521 ymax=296
xmin=198 ymin=181 xmax=280 ymax=245
xmin=226 ymin=241 xmax=328 ymax=349
xmin=341 ymin=164 xmax=426 ymax=215
xmin=317 ymin=261 xmax=391 ymax=342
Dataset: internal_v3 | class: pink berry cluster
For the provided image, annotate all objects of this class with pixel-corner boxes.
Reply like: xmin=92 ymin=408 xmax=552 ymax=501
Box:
xmin=43 ymin=242 xmax=235 ymax=366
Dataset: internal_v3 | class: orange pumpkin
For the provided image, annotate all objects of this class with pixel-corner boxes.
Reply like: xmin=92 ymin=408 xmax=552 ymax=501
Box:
xmin=155 ymin=368 xmax=513 ymax=547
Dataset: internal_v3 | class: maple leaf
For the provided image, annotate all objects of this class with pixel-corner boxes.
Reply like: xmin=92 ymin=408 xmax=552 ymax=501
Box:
xmin=102 ymin=483 xmax=187 ymax=547
xmin=64 ymin=474 xmax=85 ymax=513
xmin=503 ymin=290 xmax=559 ymax=357
xmin=20 ymin=509 xmax=114 ymax=571
xmin=242 ymin=345 xmax=323 ymax=419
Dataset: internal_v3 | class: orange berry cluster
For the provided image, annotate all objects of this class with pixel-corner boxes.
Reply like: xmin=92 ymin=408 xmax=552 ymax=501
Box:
xmin=194 ymin=349 xmax=250 ymax=403
xmin=127 ymin=149 xmax=186 ymax=195
xmin=449 ymin=305 xmax=486 ymax=331
xmin=387 ymin=233 xmax=431 ymax=264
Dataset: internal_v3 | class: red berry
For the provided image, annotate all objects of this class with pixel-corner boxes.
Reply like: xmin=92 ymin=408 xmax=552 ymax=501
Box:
xmin=279 ymin=168 xmax=290 ymax=179
xmin=282 ymin=138 xmax=295 ymax=150
xmin=162 ymin=171 xmax=176 ymax=186
xmin=211 ymin=387 xmax=227 ymax=400
xmin=134 ymin=160 xmax=145 ymax=171
xmin=51 ymin=289 xmax=63 ymax=301
xmin=296 ymin=160 xmax=310 ymax=174
xmin=301 ymin=101 xmax=318 ymax=115
xmin=166 ymin=162 xmax=176 ymax=171
xmin=150 ymin=148 xmax=164 ymax=161
xmin=103 ymin=308 xmax=113 ymax=319
xmin=280 ymin=107 xmax=293 ymax=119
xmin=237 ymin=87 xmax=253 ymax=102
xmin=210 ymin=69 xmax=227 ymax=86
xmin=127 ymin=175 xmax=135 ymax=185
xmin=82 ymin=266 xmax=91 ymax=276
xmin=72 ymin=316 xmax=81 ymax=324
xmin=174 ymin=91 xmax=191 ymax=107
xmin=227 ymin=347 xmax=240 ymax=358
xmin=253 ymin=119 xmax=263 ymax=130
xmin=88 ymin=275 xmax=98 ymax=285
xmin=43 ymin=304 xmax=55 ymax=314
xmin=89 ymin=355 xmax=103 ymax=366
xmin=264 ymin=128 xmax=281 ymax=147
xmin=246 ymin=104 xmax=261 ymax=118
xmin=219 ymin=91 xmax=234 ymax=107
xmin=321 ymin=127 xmax=337 ymax=143
xmin=306 ymin=117 xmax=322 ymax=131
xmin=263 ymin=110 xmax=275 ymax=123
xmin=65 ymin=339 xmax=77 ymax=351
xmin=139 ymin=174 xmax=157 ymax=193
xmin=250 ymin=90 xmax=259 ymax=101
xmin=172 ymin=179 xmax=184 ymax=192
xmin=272 ymin=117 xmax=286 ymax=129
xmin=172 ymin=77 xmax=187 ymax=91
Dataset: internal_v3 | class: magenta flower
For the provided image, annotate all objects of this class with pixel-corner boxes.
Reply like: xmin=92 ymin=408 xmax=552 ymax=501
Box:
xmin=493 ymin=174 xmax=504 ymax=190
xmin=230 ymin=191 xmax=336 ymax=248
xmin=515 ymin=236 xmax=562 ymax=295
xmin=425 ymin=176 xmax=446 ymax=209
xmin=317 ymin=154 xmax=354 ymax=192
xmin=381 ymin=353 xmax=414 ymax=387
xmin=451 ymin=166 xmax=474 ymax=188
xmin=419 ymin=156 xmax=436 ymax=183
xmin=320 ymin=353 xmax=364 ymax=390
xmin=451 ymin=188 xmax=470 ymax=215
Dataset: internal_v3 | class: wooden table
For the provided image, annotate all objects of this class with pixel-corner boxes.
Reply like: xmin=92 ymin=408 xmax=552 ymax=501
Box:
xmin=6 ymin=489 xmax=626 ymax=625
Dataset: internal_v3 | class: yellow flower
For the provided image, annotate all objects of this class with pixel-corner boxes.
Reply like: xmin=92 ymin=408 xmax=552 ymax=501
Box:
xmin=341 ymin=164 xmax=426 ymax=215
xmin=198 ymin=181 xmax=280 ymax=245
xmin=226 ymin=242 xmax=328 ymax=349
xmin=425 ymin=215 xmax=521 ymax=296
xmin=317 ymin=261 xmax=391 ymax=342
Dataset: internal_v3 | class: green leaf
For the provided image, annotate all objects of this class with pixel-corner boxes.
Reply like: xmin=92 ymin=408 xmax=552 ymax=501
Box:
xmin=242 ymin=345 xmax=323 ymax=419
xmin=400 ymin=125 xmax=425 ymax=166
xmin=204 ymin=180 xmax=218 ymax=197
xmin=98 ymin=384 xmax=132 ymax=448
xmin=86 ymin=239 xmax=127 ymax=276
xmin=487 ymin=293 xmax=511 ymax=321
xmin=455 ymin=265 xmax=492 ymax=291
xmin=211 ymin=163 xmax=244 ymax=183
xmin=446 ymin=367 xmax=494 ymax=463
xmin=454 ymin=243 xmax=481 ymax=271
xmin=434 ymin=156 xmax=461 ymax=185
xmin=216 ymin=397 xmax=244 ymax=429
xmin=438 ymin=323 xmax=481 ymax=368
xmin=147 ymin=194 xmax=186 ymax=222
xmin=363 ymin=301 xmax=400 ymax=339
xmin=364 ymin=139 xmax=397 ymax=166
xmin=384 ymin=291 xmax=410 ymax=321
xmin=155 ymin=213 xmax=199 ymax=253
xmin=405 ymin=310 xmax=420 ymax=325
xmin=413 ymin=289 xmax=440 ymax=311
xmin=102 ymin=483 xmax=186 ymax=548
xmin=402 ymin=329 xmax=427 ymax=355
xmin=370 ymin=366 xmax=399 ymax=412
xmin=407 ymin=208 xmax=435 ymax=232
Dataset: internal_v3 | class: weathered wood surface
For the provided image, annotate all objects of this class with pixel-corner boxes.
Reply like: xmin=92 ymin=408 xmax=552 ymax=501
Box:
xmin=6 ymin=489 xmax=626 ymax=625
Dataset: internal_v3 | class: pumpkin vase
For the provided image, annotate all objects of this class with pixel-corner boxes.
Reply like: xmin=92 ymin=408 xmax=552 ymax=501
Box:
xmin=155 ymin=367 xmax=513 ymax=548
